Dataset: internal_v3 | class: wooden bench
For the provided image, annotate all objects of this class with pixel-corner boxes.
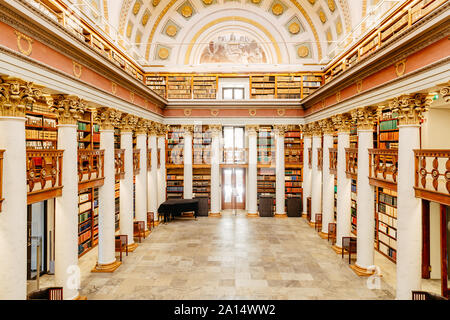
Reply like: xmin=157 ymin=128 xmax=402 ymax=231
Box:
xmin=328 ymin=223 xmax=337 ymax=245
xmin=342 ymin=236 xmax=357 ymax=264
xmin=147 ymin=211 xmax=155 ymax=230
xmin=315 ymin=213 xmax=322 ymax=232
xmin=115 ymin=234 xmax=128 ymax=261
xmin=133 ymin=221 xmax=146 ymax=243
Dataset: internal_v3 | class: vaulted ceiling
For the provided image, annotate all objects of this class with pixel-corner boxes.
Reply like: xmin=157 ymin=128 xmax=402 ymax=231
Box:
xmin=66 ymin=0 xmax=396 ymax=71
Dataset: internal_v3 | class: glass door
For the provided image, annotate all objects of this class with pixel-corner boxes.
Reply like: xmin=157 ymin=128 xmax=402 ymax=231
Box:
xmin=27 ymin=201 xmax=47 ymax=280
xmin=222 ymin=167 xmax=246 ymax=210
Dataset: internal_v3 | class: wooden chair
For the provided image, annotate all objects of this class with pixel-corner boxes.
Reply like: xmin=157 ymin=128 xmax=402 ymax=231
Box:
xmin=147 ymin=212 xmax=155 ymax=230
xmin=412 ymin=291 xmax=448 ymax=300
xmin=341 ymin=236 xmax=357 ymax=264
xmin=133 ymin=221 xmax=145 ymax=243
xmin=328 ymin=223 xmax=337 ymax=244
xmin=315 ymin=213 xmax=322 ymax=232
xmin=115 ymin=234 xmax=128 ymax=261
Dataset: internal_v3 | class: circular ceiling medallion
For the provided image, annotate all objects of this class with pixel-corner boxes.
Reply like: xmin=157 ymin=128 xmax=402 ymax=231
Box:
xmin=297 ymin=46 xmax=309 ymax=58
xmin=166 ymin=25 xmax=178 ymax=37
xmin=289 ymin=22 xmax=300 ymax=34
xmin=152 ymin=0 xmax=160 ymax=6
xmin=210 ymin=109 xmax=219 ymax=116
xmin=272 ymin=3 xmax=284 ymax=16
xmin=203 ymin=0 xmax=213 ymax=4
xmin=184 ymin=108 xmax=192 ymax=116
xmin=277 ymin=109 xmax=286 ymax=116
xmin=249 ymin=109 xmax=257 ymax=116
xmin=181 ymin=5 xmax=193 ymax=18
xmin=158 ymin=47 xmax=169 ymax=60
xmin=251 ymin=0 xmax=261 ymax=3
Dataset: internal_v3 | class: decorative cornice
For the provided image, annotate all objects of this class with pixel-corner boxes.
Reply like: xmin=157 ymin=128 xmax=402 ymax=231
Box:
xmin=50 ymin=94 xmax=87 ymax=125
xmin=95 ymin=107 xmax=122 ymax=130
xmin=0 ymin=77 xmax=44 ymax=117
xmin=319 ymin=118 xmax=334 ymax=135
xmin=351 ymin=106 xmax=378 ymax=130
xmin=389 ymin=93 xmax=433 ymax=126
xmin=331 ymin=112 xmax=352 ymax=133
xmin=120 ymin=113 xmax=139 ymax=132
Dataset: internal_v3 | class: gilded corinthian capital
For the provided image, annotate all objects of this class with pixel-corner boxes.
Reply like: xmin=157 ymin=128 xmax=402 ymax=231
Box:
xmin=0 ymin=77 xmax=44 ymax=117
xmin=331 ymin=113 xmax=352 ymax=133
xmin=319 ymin=118 xmax=334 ymax=135
xmin=120 ymin=113 xmax=139 ymax=132
xmin=350 ymin=106 xmax=378 ymax=130
xmin=389 ymin=93 xmax=433 ymax=126
xmin=95 ymin=107 xmax=122 ymax=130
xmin=50 ymin=94 xmax=87 ymax=125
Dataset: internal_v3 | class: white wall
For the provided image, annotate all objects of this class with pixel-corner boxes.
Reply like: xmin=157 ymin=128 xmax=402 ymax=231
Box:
xmin=217 ymin=78 xmax=250 ymax=100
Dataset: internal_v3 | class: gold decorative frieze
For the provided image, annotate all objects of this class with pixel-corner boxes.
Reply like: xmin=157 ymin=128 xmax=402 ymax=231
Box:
xmin=277 ymin=109 xmax=286 ymax=116
xmin=72 ymin=61 xmax=82 ymax=78
xmin=272 ymin=3 xmax=284 ymax=16
xmin=395 ymin=59 xmax=407 ymax=77
xmin=14 ymin=31 xmax=33 ymax=56
xmin=389 ymin=93 xmax=433 ymax=126
xmin=130 ymin=91 xmax=135 ymax=103
xmin=120 ymin=113 xmax=139 ymax=132
xmin=50 ymin=95 xmax=87 ymax=125
xmin=183 ymin=108 xmax=192 ymax=116
xmin=351 ymin=106 xmax=378 ymax=130
xmin=332 ymin=113 xmax=352 ymax=133
xmin=0 ymin=78 xmax=44 ymax=117
xmin=249 ymin=109 xmax=257 ymax=116
xmin=95 ymin=107 xmax=122 ymax=130
xmin=142 ymin=9 xmax=150 ymax=26
xmin=336 ymin=91 xmax=341 ymax=102
xmin=328 ymin=0 xmax=336 ymax=12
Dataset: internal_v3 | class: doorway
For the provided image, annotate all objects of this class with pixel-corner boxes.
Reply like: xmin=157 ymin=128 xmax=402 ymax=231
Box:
xmin=222 ymin=167 xmax=246 ymax=210
xmin=27 ymin=201 xmax=48 ymax=280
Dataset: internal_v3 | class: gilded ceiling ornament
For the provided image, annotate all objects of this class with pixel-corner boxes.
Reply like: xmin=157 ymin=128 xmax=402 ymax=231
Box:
xmin=181 ymin=5 xmax=193 ymax=18
xmin=166 ymin=25 xmax=178 ymax=37
xmin=158 ymin=47 xmax=169 ymax=60
xmin=203 ymin=0 xmax=213 ymax=4
xmin=50 ymin=94 xmax=87 ymax=125
xmin=0 ymin=78 xmax=43 ymax=117
xmin=184 ymin=108 xmax=192 ymax=116
xmin=356 ymin=80 xmax=363 ymax=93
xmin=72 ymin=61 xmax=82 ymax=78
xmin=328 ymin=0 xmax=335 ymax=12
xmin=326 ymin=30 xmax=332 ymax=42
xmin=14 ymin=31 xmax=33 ymax=56
xmin=111 ymin=82 xmax=117 ymax=95
xmin=126 ymin=23 xmax=132 ymax=38
xmin=288 ymin=22 xmax=300 ymax=34
xmin=308 ymin=0 xmax=316 ymax=4
xmin=395 ymin=59 xmax=407 ymax=77
xmin=297 ymin=46 xmax=309 ymax=58
xmin=210 ymin=109 xmax=219 ymax=116
xmin=319 ymin=11 xmax=327 ymax=23
xmin=272 ymin=3 xmax=284 ymax=16
xmin=336 ymin=91 xmax=341 ymax=102
xmin=249 ymin=109 xmax=257 ymax=116
xmin=152 ymin=0 xmax=160 ymax=6
xmin=336 ymin=21 xmax=342 ymax=35
xmin=132 ymin=1 xmax=141 ymax=15
xmin=251 ymin=0 xmax=261 ymax=3
xmin=135 ymin=33 xmax=142 ymax=45
xmin=277 ymin=108 xmax=286 ymax=116
xmin=388 ymin=93 xmax=433 ymax=126
xmin=142 ymin=11 xmax=150 ymax=26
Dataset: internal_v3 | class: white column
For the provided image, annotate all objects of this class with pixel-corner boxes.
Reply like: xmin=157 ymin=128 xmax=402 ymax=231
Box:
xmin=302 ymin=132 xmax=312 ymax=217
xmin=94 ymin=126 xmax=119 ymax=271
xmin=183 ymin=126 xmax=193 ymax=199
xmin=394 ymin=94 xmax=430 ymax=300
xmin=334 ymin=114 xmax=352 ymax=250
xmin=148 ymin=133 xmax=158 ymax=220
xmin=247 ymin=125 xmax=258 ymax=216
xmin=54 ymin=122 xmax=79 ymax=299
xmin=120 ymin=130 xmax=136 ymax=250
xmin=354 ymin=127 xmax=375 ymax=274
xmin=210 ymin=125 xmax=221 ymax=216
xmin=157 ymin=134 xmax=166 ymax=206
xmin=321 ymin=127 xmax=334 ymax=234
xmin=274 ymin=126 xmax=286 ymax=217
xmin=310 ymin=128 xmax=322 ymax=223
xmin=0 ymin=116 xmax=27 ymax=299
xmin=135 ymin=132 xmax=147 ymax=230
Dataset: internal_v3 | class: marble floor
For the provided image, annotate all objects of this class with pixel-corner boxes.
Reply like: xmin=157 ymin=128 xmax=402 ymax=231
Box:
xmin=29 ymin=212 xmax=441 ymax=299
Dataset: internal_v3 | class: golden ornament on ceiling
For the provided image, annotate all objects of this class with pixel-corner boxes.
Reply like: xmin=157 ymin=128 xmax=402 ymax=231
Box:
xmin=166 ymin=25 xmax=178 ymax=37
xmin=272 ymin=3 xmax=284 ymax=16
xmin=328 ymin=0 xmax=335 ymax=12
xmin=158 ymin=47 xmax=169 ymax=60
xmin=251 ymin=0 xmax=261 ymax=3
xmin=297 ymin=45 xmax=309 ymax=58
xmin=319 ymin=11 xmax=327 ymax=23
xmin=126 ymin=23 xmax=132 ymax=38
xmin=288 ymin=22 xmax=300 ymax=34
xmin=336 ymin=21 xmax=342 ymax=35
xmin=308 ymin=0 xmax=316 ymax=4
xmin=181 ymin=5 xmax=193 ymax=18
xmin=142 ymin=11 xmax=150 ymax=26
xmin=152 ymin=0 xmax=160 ymax=6
xmin=326 ymin=31 xmax=332 ymax=42
xmin=203 ymin=0 xmax=213 ymax=4
xmin=133 ymin=1 xmax=141 ymax=15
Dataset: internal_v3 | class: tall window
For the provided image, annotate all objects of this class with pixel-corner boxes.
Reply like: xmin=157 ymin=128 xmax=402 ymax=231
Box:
xmin=223 ymin=87 xmax=244 ymax=100
xmin=223 ymin=126 xmax=245 ymax=163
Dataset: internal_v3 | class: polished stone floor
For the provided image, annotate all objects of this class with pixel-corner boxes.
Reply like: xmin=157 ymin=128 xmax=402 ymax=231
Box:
xmin=74 ymin=212 xmax=397 ymax=300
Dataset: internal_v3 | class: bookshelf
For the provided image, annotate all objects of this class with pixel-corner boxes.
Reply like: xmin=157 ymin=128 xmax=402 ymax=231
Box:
xmin=166 ymin=125 xmax=184 ymax=199
xmin=257 ymin=167 xmax=276 ymax=213
xmin=167 ymin=76 xmax=192 ymax=99
xmin=78 ymin=187 xmax=99 ymax=257
xmin=302 ymin=74 xmax=322 ymax=99
xmin=333 ymin=133 xmax=338 ymax=222
xmin=166 ymin=167 xmax=184 ymax=199
xmin=257 ymin=125 xmax=274 ymax=165
xmin=193 ymin=76 xmax=217 ymax=99
xmin=146 ymin=75 xmax=167 ymax=99
xmin=257 ymin=125 xmax=276 ymax=213
xmin=284 ymin=125 xmax=303 ymax=211
xmin=251 ymin=75 xmax=275 ymax=99
xmin=25 ymin=110 xmax=58 ymax=150
xmin=115 ymin=180 xmax=120 ymax=231
xmin=193 ymin=125 xmax=211 ymax=207
xmin=276 ymin=75 xmax=301 ymax=99
xmin=77 ymin=110 xmax=99 ymax=150
xmin=350 ymin=125 xmax=358 ymax=236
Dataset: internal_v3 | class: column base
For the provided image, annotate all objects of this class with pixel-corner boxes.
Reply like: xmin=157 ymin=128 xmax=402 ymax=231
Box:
xmin=91 ymin=260 xmax=122 ymax=273
xmin=127 ymin=242 xmax=138 ymax=252
xmin=318 ymin=232 xmax=328 ymax=239
xmin=332 ymin=245 xmax=345 ymax=254
xmin=144 ymin=230 xmax=151 ymax=237
xmin=350 ymin=263 xmax=377 ymax=277
xmin=274 ymin=213 xmax=287 ymax=218
xmin=301 ymin=213 xmax=307 ymax=218
xmin=209 ymin=212 xmax=221 ymax=217
xmin=247 ymin=212 xmax=259 ymax=218
xmin=73 ymin=295 xmax=88 ymax=300
xmin=154 ymin=220 xmax=160 ymax=226
xmin=308 ymin=221 xmax=316 ymax=227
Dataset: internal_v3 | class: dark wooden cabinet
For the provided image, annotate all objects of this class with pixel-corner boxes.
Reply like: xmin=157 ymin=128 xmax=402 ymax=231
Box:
xmin=195 ymin=196 xmax=209 ymax=216
xmin=307 ymin=196 xmax=311 ymax=221
xmin=259 ymin=196 xmax=274 ymax=217
xmin=287 ymin=197 xmax=302 ymax=217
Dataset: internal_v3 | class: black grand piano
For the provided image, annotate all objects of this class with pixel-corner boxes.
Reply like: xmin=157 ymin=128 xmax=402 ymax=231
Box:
xmin=157 ymin=199 xmax=199 ymax=223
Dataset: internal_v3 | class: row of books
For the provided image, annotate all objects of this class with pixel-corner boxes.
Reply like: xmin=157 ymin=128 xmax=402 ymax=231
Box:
xmin=379 ymin=119 xmax=398 ymax=131
xmin=378 ymin=220 xmax=397 ymax=239
xmin=379 ymin=131 xmax=399 ymax=141
xmin=26 ymin=115 xmax=57 ymax=127
xmin=378 ymin=241 xmax=397 ymax=260
xmin=285 ymin=176 xmax=302 ymax=181
xmin=78 ymin=220 xmax=91 ymax=234
xmin=285 ymin=181 xmax=302 ymax=187
xmin=378 ymin=211 xmax=398 ymax=229
xmin=286 ymin=188 xmax=302 ymax=193
xmin=167 ymin=187 xmax=183 ymax=192
xmin=26 ymin=141 xmax=55 ymax=149
xmin=78 ymin=211 xmax=91 ymax=224
xmin=26 ymin=130 xmax=57 ymax=140
xmin=379 ymin=191 xmax=397 ymax=206
xmin=286 ymin=170 xmax=302 ymax=175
